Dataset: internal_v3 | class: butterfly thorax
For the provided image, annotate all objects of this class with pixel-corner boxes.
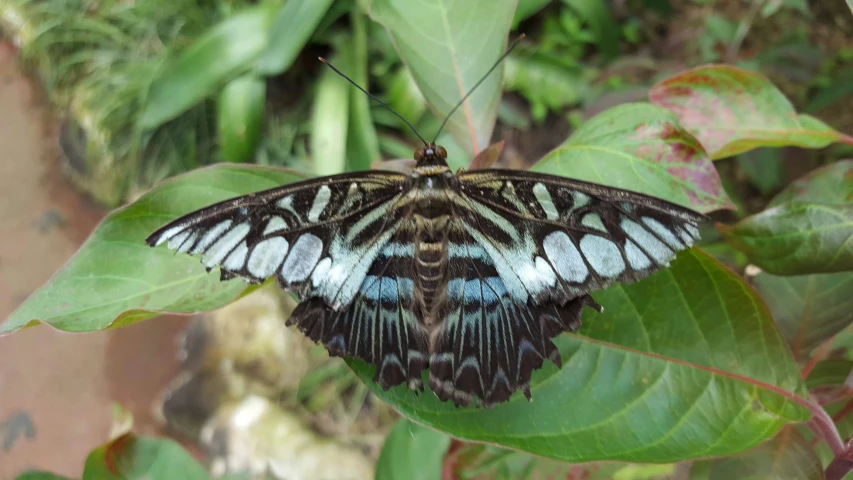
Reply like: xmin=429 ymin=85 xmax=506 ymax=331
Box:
xmin=408 ymin=143 xmax=455 ymax=324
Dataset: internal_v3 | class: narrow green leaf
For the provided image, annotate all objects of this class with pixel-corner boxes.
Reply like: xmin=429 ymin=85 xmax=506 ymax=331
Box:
xmin=82 ymin=433 xmax=209 ymax=480
xmin=385 ymin=66 xmax=427 ymax=127
xmin=141 ymin=7 xmax=274 ymax=128
xmin=375 ymin=419 xmax=450 ymax=480
xmin=368 ymin=0 xmax=516 ymax=154
xmin=649 ymin=65 xmax=851 ymax=159
xmin=1 ymin=165 xmax=305 ymax=334
xmin=345 ymin=12 xmax=381 ymax=172
xmin=754 ymin=272 xmax=853 ymax=359
xmin=350 ymin=249 xmax=809 ymax=463
xmin=704 ymin=427 xmax=824 ymax=480
xmin=256 ymin=0 xmax=336 ymax=76
xmin=720 ymin=203 xmax=853 ymax=275
xmin=311 ymin=52 xmax=350 ymax=176
xmin=217 ymin=74 xmax=266 ymax=163
xmin=533 ymin=103 xmax=733 ymax=213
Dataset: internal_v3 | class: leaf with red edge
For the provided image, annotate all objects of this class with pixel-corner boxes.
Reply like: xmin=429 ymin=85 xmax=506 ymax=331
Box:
xmin=368 ymin=0 xmax=515 ymax=155
xmin=82 ymin=433 xmax=208 ymax=480
xmin=533 ymin=103 xmax=733 ymax=213
xmin=769 ymin=160 xmax=853 ymax=207
xmin=754 ymin=272 xmax=853 ymax=361
xmin=1 ymin=165 xmax=304 ymax=334
xmin=650 ymin=65 xmax=852 ymax=160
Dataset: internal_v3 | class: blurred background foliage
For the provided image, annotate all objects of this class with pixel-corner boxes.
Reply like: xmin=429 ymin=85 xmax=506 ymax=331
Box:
xmin=3 ymin=0 xmax=853 ymax=479
xmin=2 ymin=0 xmax=849 ymax=207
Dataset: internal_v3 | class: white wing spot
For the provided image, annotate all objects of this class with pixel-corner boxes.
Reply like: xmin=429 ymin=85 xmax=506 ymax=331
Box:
xmin=620 ymin=217 xmax=674 ymax=264
xmin=202 ymin=223 xmax=251 ymax=268
xmin=581 ymin=213 xmax=607 ymax=232
xmin=167 ymin=231 xmax=190 ymax=250
xmin=223 ymin=240 xmax=249 ymax=271
xmin=248 ymin=237 xmax=289 ymax=278
xmin=579 ymin=235 xmax=625 ymax=278
xmin=308 ymin=185 xmax=332 ymax=223
xmin=263 ymin=216 xmax=288 ymax=235
xmin=157 ymin=225 xmax=186 ymax=246
xmin=311 ymin=257 xmax=332 ymax=287
xmin=543 ymin=231 xmax=588 ymax=283
xmin=642 ymin=217 xmax=685 ymax=249
xmin=191 ymin=220 xmax=232 ymax=254
xmin=625 ymin=239 xmax=652 ymax=270
xmin=532 ymin=182 xmax=558 ymax=221
xmin=281 ymin=234 xmax=323 ymax=282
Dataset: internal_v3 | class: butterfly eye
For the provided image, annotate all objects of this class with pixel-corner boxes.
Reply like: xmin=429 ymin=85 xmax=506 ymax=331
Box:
xmin=437 ymin=146 xmax=448 ymax=158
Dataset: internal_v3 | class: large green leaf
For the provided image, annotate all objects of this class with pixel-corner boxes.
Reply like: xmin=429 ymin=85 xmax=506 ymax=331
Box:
xmin=311 ymin=51 xmax=350 ymax=177
xmin=722 ymin=160 xmax=853 ymax=275
xmin=0 ymin=165 xmax=304 ymax=334
xmin=694 ymin=427 xmax=825 ymax=480
xmin=217 ymin=74 xmax=266 ymax=163
xmin=368 ymin=0 xmax=516 ymax=154
xmin=533 ymin=103 xmax=733 ymax=213
xmin=754 ymin=272 xmax=853 ymax=360
xmin=346 ymin=12 xmax=381 ymax=172
xmin=140 ymin=6 xmax=275 ymax=128
xmin=82 ymin=433 xmax=208 ymax=480
xmin=349 ymin=249 xmax=809 ymax=463
xmin=375 ymin=419 xmax=450 ymax=480
xmin=649 ymin=65 xmax=852 ymax=160
xmin=720 ymin=203 xmax=853 ymax=275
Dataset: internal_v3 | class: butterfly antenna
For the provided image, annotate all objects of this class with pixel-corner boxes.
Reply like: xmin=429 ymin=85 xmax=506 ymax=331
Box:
xmin=432 ymin=34 xmax=526 ymax=143
xmin=318 ymin=57 xmax=429 ymax=145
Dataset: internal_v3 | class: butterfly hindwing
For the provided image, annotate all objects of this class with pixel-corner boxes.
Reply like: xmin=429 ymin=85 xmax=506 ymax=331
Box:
xmin=287 ymin=226 xmax=429 ymax=391
xmin=146 ymin=171 xmax=408 ymax=305
xmin=455 ymin=169 xmax=704 ymax=304
xmin=428 ymin=224 xmax=599 ymax=407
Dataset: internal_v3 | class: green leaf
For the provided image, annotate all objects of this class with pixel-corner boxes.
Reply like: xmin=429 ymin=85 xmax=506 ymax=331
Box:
xmin=375 ymin=419 xmax=450 ymax=480
xmin=217 ymin=74 xmax=266 ymax=163
xmin=349 ymin=249 xmax=809 ymax=463
xmin=533 ymin=103 xmax=734 ymax=213
xmin=311 ymin=51 xmax=350 ymax=176
xmin=1 ymin=165 xmax=305 ymax=334
xmin=769 ymin=160 xmax=853 ymax=207
xmin=82 ymin=433 xmax=209 ymax=480
xmin=720 ymin=203 xmax=853 ymax=275
xmin=256 ymin=0 xmax=336 ymax=76
xmin=699 ymin=427 xmax=824 ymax=480
xmin=561 ymin=0 xmax=620 ymax=59
xmin=141 ymin=7 xmax=274 ymax=128
xmin=368 ymin=0 xmax=516 ymax=154
xmin=385 ymin=66 xmax=428 ymax=127
xmin=649 ymin=65 xmax=851 ymax=159
xmin=512 ymin=0 xmax=552 ymax=28
xmin=753 ymin=271 xmax=853 ymax=358
xmin=346 ymin=11 xmax=381 ymax=172
xmin=453 ymin=445 xmax=627 ymax=480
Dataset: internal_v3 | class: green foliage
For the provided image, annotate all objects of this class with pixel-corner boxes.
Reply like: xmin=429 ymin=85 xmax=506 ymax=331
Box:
xmin=6 ymin=1 xmax=853 ymax=479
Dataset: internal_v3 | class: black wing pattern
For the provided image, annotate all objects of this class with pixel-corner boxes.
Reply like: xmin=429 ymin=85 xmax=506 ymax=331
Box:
xmin=146 ymin=171 xmax=408 ymax=304
xmin=427 ymin=169 xmax=705 ymax=406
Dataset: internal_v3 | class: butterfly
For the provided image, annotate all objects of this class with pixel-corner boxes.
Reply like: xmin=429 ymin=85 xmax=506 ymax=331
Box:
xmin=147 ymin=141 xmax=704 ymax=407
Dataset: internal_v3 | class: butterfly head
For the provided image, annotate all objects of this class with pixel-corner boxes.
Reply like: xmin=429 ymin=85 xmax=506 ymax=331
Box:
xmin=414 ymin=143 xmax=448 ymax=167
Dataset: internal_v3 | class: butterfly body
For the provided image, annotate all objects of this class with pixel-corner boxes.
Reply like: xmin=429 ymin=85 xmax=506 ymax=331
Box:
xmin=148 ymin=143 xmax=704 ymax=407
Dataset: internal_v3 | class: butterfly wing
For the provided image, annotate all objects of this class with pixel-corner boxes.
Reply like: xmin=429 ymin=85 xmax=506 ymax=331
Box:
xmin=454 ymin=169 xmax=705 ymax=305
xmin=287 ymin=224 xmax=429 ymax=391
xmin=425 ymin=170 xmax=704 ymax=405
xmin=147 ymin=171 xmax=409 ymax=307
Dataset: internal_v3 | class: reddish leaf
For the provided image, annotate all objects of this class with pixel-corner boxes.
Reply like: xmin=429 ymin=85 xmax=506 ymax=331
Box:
xmin=468 ymin=140 xmax=504 ymax=170
xmin=650 ymin=65 xmax=852 ymax=159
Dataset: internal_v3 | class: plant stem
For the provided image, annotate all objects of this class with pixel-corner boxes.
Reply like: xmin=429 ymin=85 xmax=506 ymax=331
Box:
xmin=802 ymin=335 xmax=836 ymax=379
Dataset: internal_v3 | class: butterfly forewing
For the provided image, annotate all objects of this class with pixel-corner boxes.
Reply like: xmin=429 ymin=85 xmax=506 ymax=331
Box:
xmin=146 ymin=171 xmax=408 ymax=304
xmin=455 ymin=169 xmax=704 ymax=301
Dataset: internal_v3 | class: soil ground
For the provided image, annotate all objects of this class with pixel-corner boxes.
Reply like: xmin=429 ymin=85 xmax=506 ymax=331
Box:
xmin=0 ymin=42 xmax=187 ymax=478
